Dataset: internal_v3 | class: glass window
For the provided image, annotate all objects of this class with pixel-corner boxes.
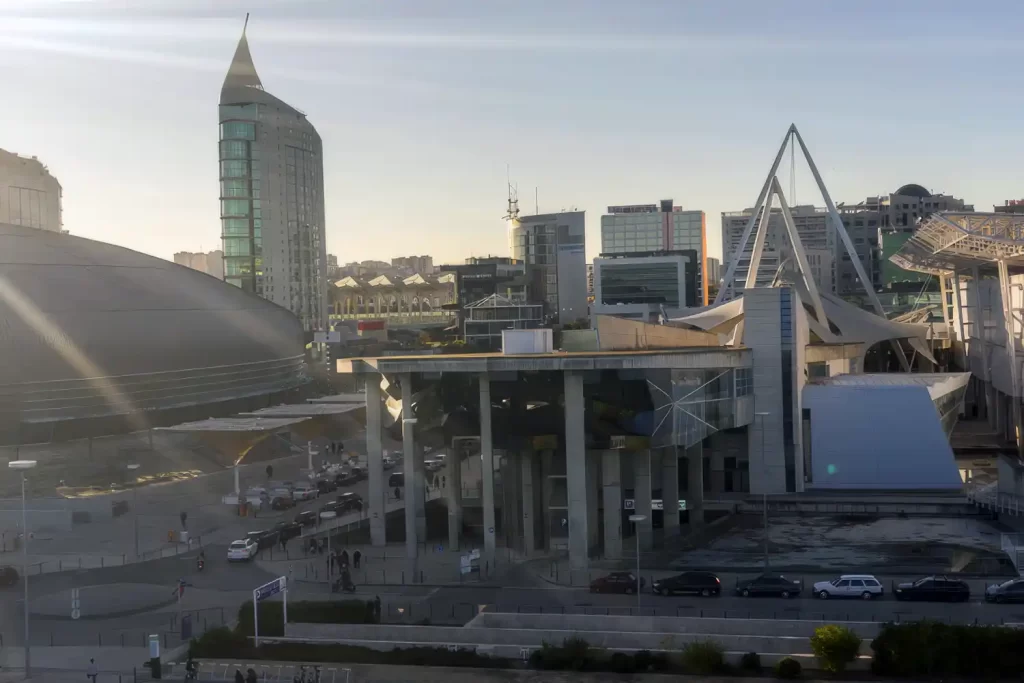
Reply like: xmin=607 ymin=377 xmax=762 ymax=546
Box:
xmin=220 ymin=179 xmax=250 ymax=198
xmin=220 ymin=160 xmax=249 ymax=178
xmin=220 ymin=199 xmax=250 ymax=216
xmin=223 ymin=237 xmax=252 ymax=257
xmin=221 ymin=218 xmax=250 ymax=236
xmin=220 ymin=121 xmax=255 ymax=140
xmin=219 ymin=140 xmax=249 ymax=159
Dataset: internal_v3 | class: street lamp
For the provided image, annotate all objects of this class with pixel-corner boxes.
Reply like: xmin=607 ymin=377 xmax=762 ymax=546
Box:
xmin=628 ymin=514 xmax=646 ymax=611
xmin=127 ymin=464 xmax=141 ymax=559
xmin=754 ymin=412 xmax=771 ymax=569
xmin=9 ymin=459 xmax=37 ymax=679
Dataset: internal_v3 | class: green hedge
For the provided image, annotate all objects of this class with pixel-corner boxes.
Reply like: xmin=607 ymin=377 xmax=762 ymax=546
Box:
xmin=235 ymin=599 xmax=378 ymax=637
xmin=871 ymin=621 xmax=1024 ymax=679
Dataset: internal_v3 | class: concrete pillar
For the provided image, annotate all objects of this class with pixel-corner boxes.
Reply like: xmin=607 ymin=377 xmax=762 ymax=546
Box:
xmin=479 ymin=374 xmax=496 ymax=556
xmin=586 ymin=451 xmax=600 ymax=551
xmin=687 ymin=446 xmax=705 ymax=528
xmin=502 ymin=452 xmax=521 ymax=549
xmin=662 ymin=448 xmax=680 ymax=536
xmin=446 ymin=440 xmax=463 ymax=552
xmin=401 ymin=374 xmax=418 ymax=558
xmin=601 ymin=450 xmax=622 ymax=559
xmin=633 ymin=451 xmax=653 ymax=551
xmin=564 ymin=371 xmax=589 ymax=578
xmin=365 ymin=376 xmax=386 ymax=546
xmin=521 ymin=453 xmax=536 ymax=555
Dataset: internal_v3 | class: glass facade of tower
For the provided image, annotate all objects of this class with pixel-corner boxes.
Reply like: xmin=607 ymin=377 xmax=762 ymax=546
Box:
xmin=219 ymin=104 xmax=262 ymax=294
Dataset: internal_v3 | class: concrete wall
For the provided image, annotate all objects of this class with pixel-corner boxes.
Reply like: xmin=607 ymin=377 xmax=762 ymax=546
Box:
xmin=743 ymin=288 xmax=788 ymax=494
xmin=594 ymin=315 xmax=719 ymax=350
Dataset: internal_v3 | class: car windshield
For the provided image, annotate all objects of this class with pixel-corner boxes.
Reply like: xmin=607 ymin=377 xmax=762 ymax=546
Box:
xmin=998 ymin=579 xmax=1020 ymax=589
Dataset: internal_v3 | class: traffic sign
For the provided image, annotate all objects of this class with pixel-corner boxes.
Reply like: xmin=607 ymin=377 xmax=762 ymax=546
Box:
xmin=254 ymin=576 xmax=286 ymax=602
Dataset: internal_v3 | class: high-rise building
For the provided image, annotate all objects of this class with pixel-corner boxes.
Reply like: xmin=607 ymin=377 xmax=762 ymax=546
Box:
xmin=510 ymin=211 xmax=587 ymax=324
xmin=592 ymin=253 xmax=691 ymax=321
xmin=600 ymin=201 xmax=708 ymax=304
xmin=721 ymin=205 xmax=834 ymax=298
xmin=174 ymin=250 xmax=225 ymax=280
xmin=0 ymin=149 xmax=62 ymax=232
xmin=219 ymin=23 xmax=327 ymax=331
xmin=392 ymin=255 xmax=434 ymax=274
xmin=705 ymin=257 xmax=721 ymax=288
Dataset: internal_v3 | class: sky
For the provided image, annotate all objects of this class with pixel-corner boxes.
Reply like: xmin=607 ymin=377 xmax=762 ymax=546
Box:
xmin=2 ymin=0 xmax=1024 ymax=266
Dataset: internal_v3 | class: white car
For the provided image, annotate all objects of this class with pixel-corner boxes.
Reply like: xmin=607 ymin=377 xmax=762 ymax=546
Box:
xmin=227 ymin=538 xmax=258 ymax=562
xmin=813 ymin=574 xmax=884 ymax=600
xmin=291 ymin=483 xmax=318 ymax=501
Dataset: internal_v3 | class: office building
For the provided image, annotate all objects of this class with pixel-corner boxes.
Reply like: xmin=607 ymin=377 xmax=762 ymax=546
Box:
xmin=592 ymin=253 xmax=691 ymax=321
xmin=601 ymin=201 xmax=708 ymax=304
xmin=440 ymin=257 xmax=529 ymax=336
xmin=0 ymin=149 xmax=62 ymax=233
xmin=721 ymin=205 xmax=834 ymax=297
xmin=706 ymin=257 xmax=721 ymax=288
xmin=510 ymin=211 xmax=588 ymax=324
xmin=174 ymin=250 xmax=225 ymax=280
xmin=219 ymin=23 xmax=327 ymax=332
xmin=463 ymin=294 xmax=544 ymax=349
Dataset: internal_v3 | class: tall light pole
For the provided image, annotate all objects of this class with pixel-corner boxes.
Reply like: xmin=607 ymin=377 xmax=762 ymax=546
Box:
xmin=754 ymin=412 xmax=771 ymax=570
xmin=628 ymin=514 xmax=646 ymax=612
xmin=9 ymin=460 xmax=37 ymax=679
xmin=127 ymin=464 xmax=141 ymax=559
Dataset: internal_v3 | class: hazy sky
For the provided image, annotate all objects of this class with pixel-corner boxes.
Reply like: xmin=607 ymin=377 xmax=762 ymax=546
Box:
xmin=2 ymin=0 xmax=1024 ymax=266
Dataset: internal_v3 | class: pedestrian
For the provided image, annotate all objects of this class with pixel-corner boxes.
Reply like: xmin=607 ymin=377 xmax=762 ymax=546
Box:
xmin=374 ymin=594 xmax=381 ymax=619
xmin=340 ymin=549 xmax=349 ymax=569
xmin=353 ymin=549 xmax=361 ymax=569
xmin=86 ymin=658 xmax=98 ymax=682
xmin=280 ymin=535 xmax=288 ymax=557
xmin=319 ymin=538 xmax=326 ymax=556
xmin=394 ymin=487 xmax=402 ymax=501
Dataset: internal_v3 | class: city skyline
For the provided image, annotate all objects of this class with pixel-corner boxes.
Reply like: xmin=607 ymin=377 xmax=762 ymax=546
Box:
xmin=3 ymin=0 xmax=1024 ymax=266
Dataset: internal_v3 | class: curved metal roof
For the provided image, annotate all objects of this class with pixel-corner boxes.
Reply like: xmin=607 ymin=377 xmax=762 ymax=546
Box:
xmin=0 ymin=223 xmax=306 ymax=421
xmin=895 ymin=183 xmax=931 ymax=198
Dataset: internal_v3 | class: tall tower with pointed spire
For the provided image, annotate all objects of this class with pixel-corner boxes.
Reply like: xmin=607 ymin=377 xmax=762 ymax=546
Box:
xmin=219 ymin=17 xmax=327 ymax=332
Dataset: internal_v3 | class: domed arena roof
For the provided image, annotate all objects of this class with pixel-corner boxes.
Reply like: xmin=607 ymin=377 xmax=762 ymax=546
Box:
xmin=0 ymin=223 xmax=306 ymax=429
xmin=895 ymin=183 xmax=930 ymax=198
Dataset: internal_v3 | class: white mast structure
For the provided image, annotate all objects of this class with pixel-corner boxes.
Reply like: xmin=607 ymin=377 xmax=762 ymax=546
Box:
xmin=717 ymin=124 xmax=911 ymax=371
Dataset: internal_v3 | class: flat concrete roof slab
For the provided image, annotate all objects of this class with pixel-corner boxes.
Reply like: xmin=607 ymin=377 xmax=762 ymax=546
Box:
xmin=156 ymin=416 xmax=309 ymax=433
xmin=240 ymin=403 xmax=362 ymax=417
xmin=337 ymin=348 xmax=750 ymax=375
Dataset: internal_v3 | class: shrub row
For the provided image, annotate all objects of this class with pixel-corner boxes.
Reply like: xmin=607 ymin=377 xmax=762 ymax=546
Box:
xmin=871 ymin=620 xmax=1024 ymax=679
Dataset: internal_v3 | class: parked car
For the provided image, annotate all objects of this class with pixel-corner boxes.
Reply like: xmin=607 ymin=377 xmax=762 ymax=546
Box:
xmin=294 ymin=510 xmax=318 ymax=527
xmin=270 ymin=496 xmax=295 ymax=510
xmin=335 ymin=492 xmax=363 ymax=512
xmin=246 ymin=529 xmax=279 ymax=551
xmin=0 ymin=566 xmax=19 ymax=587
xmin=652 ymin=571 xmax=721 ymax=597
xmin=382 ymin=455 xmax=395 ymax=471
xmin=349 ymin=466 xmax=366 ymax=480
xmin=985 ymin=578 xmax=1024 ymax=603
xmin=334 ymin=470 xmax=359 ymax=487
xmin=590 ymin=572 xmax=644 ymax=594
xmin=735 ymin=574 xmax=802 ymax=598
xmin=894 ymin=576 xmax=970 ymax=602
xmin=813 ymin=574 xmax=884 ymax=600
xmin=424 ymin=459 xmax=444 ymax=473
xmin=227 ymin=538 xmax=258 ymax=562
xmin=272 ymin=520 xmax=302 ymax=543
xmin=389 ymin=472 xmax=405 ymax=488
xmin=292 ymin=483 xmax=319 ymax=501
xmin=315 ymin=478 xmax=337 ymax=494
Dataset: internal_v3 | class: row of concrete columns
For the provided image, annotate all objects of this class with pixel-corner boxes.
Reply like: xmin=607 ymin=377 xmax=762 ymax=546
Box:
xmin=364 ymin=371 xmax=707 ymax=575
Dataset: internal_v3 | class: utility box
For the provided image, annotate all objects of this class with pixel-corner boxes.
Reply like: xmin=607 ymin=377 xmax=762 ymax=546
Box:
xmin=502 ymin=329 xmax=553 ymax=355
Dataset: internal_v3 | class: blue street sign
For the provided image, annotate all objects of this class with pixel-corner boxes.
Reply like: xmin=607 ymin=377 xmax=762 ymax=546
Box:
xmin=254 ymin=577 xmax=286 ymax=602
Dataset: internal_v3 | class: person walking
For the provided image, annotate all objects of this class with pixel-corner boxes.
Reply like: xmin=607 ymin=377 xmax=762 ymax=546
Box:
xmin=374 ymin=594 xmax=382 ymax=620
xmin=353 ymin=549 xmax=362 ymax=569
xmin=280 ymin=534 xmax=288 ymax=557
xmin=86 ymin=658 xmax=98 ymax=683
xmin=340 ymin=549 xmax=349 ymax=569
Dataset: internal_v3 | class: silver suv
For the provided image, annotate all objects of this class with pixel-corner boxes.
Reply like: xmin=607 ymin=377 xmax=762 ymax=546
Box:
xmin=812 ymin=574 xmax=884 ymax=600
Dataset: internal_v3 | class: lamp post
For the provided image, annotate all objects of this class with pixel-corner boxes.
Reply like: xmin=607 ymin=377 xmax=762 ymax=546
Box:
xmin=754 ymin=412 xmax=771 ymax=569
xmin=628 ymin=514 xmax=646 ymax=611
xmin=127 ymin=464 xmax=140 ymax=559
xmin=9 ymin=459 xmax=37 ymax=679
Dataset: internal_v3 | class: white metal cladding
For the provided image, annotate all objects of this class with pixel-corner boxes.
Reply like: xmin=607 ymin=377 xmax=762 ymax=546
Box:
xmin=891 ymin=212 xmax=1024 ymax=274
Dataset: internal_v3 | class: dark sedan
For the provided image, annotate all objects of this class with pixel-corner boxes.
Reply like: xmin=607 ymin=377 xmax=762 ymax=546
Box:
xmin=272 ymin=520 xmax=302 ymax=543
xmin=652 ymin=571 xmax=721 ymax=597
xmin=335 ymin=492 xmax=363 ymax=512
xmin=894 ymin=576 xmax=970 ymax=602
xmin=590 ymin=572 xmax=644 ymax=594
xmin=294 ymin=510 xmax=317 ymax=527
xmin=0 ymin=566 xmax=18 ymax=587
xmin=270 ymin=496 xmax=295 ymax=510
xmin=735 ymin=574 xmax=802 ymax=598
xmin=245 ymin=529 xmax=279 ymax=551
xmin=985 ymin=578 xmax=1024 ymax=604
xmin=316 ymin=478 xmax=337 ymax=494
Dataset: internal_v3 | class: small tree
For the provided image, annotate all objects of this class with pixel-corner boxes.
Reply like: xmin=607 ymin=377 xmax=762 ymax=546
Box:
xmin=774 ymin=656 xmax=802 ymax=679
xmin=810 ymin=624 xmax=862 ymax=673
xmin=681 ymin=640 xmax=725 ymax=674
